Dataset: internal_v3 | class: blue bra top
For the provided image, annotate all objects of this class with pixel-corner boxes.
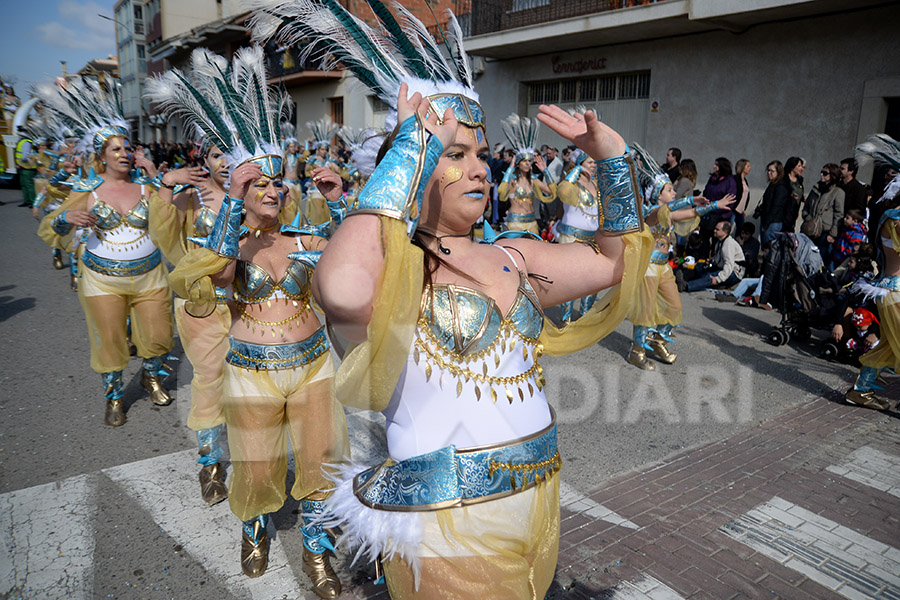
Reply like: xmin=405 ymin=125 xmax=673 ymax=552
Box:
xmin=419 ymin=249 xmax=543 ymax=357
xmin=513 ymin=185 xmax=535 ymax=201
xmin=233 ymin=253 xmax=313 ymax=305
xmin=89 ymin=187 xmax=149 ymax=230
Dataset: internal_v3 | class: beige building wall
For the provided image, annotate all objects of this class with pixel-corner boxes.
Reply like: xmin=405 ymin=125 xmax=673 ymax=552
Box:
xmin=474 ymin=4 xmax=899 ymax=200
xmin=159 ymin=0 xmax=244 ymax=40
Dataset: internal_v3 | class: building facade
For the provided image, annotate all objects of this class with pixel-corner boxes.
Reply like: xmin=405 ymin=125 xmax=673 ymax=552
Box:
xmin=113 ymin=0 xmax=151 ymax=141
xmin=465 ymin=0 xmax=900 ymax=192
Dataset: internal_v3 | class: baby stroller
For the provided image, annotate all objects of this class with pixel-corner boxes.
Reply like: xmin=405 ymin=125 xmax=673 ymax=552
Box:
xmin=758 ymin=232 xmax=825 ymax=346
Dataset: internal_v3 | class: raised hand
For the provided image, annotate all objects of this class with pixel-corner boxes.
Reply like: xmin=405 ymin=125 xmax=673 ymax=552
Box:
xmin=533 ymin=153 xmax=547 ymax=172
xmin=161 ymin=166 xmax=207 ymax=188
xmin=536 ymin=105 xmax=626 ymax=160
xmin=716 ymin=193 xmax=737 ymax=209
xmin=396 ymin=82 xmax=458 ymax=150
xmin=311 ymin=166 xmax=342 ymax=203
xmin=230 ymin=162 xmax=263 ymax=202
xmin=64 ymin=209 xmax=97 ymax=228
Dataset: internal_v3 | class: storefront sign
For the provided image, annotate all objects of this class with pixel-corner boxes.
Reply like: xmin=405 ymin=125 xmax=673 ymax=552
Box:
xmin=551 ymin=55 xmax=607 ymax=74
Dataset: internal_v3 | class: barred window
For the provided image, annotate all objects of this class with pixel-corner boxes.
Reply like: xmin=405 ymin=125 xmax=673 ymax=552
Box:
xmin=528 ymin=72 xmax=650 ymax=105
xmin=371 ymin=96 xmax=390 ymax=113
xmin=579 ymin=79 xmax=597 ymax=102
xmin=560 ymin=79 xmax=577 ymax=103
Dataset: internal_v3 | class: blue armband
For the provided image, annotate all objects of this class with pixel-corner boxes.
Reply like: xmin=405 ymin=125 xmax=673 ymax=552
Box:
xmin=502 ymin=165 xmax=515 ymax=184
xmin=595 ymin=151 xmax=643 ymax=235
xmin=188 ymin=194 xmax=243 ymax=258
xmin=564 ymin=165 xmax=582 ymax=183
xmin=350 ymin=113 xmax=443 ymax=237
xmin=696 ymin=202 xmax=718 ymax=217
xmin=49 ymin=169 xmax=71 ymax=187
xmin=666 ymin=197 xmax=695 ymax=212
xmin=51 ymin=211 xmax=73 ymax=235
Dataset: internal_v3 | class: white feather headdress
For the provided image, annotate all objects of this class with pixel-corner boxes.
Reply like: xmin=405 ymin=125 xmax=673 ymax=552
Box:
xmin=856 ymin=134 xmax=900 ymax=205
xmin=501 ymin=113 xmax=539 ymax=162
xmin=246 ymin=0 xmax=482 ymax=131
xmin=144 ymin=46 xmax=293 ymax=173
xmin=306 ymin=118 xmax=340 ymax=149
xmin=338 ymin=125 xmax=385 ymax=178
xmin=35 ymin=77 xmax=128 ymax=156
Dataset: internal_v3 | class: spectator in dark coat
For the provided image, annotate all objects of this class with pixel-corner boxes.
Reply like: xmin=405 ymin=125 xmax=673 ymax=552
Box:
xmin=783 ymin=156 xmax=806 ymax=232
xmin=699 ymin=158 xmax=737 ymax=256
xmin=737 ymin=222 xmax=761 ymax=278
xmin=662 ymin=147 xmax=681 ymax=183
xmin=755 ymin=160 xmax=790 ymax=247
xmin=840 ymin=157 xmax=868 ymax=216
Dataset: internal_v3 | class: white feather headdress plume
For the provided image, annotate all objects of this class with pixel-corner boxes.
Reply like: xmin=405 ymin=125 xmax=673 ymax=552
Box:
xmin=306 ymin=118 xmax=340 ymax=149
xmin=281 ymin=120 xmax=297 ymax=145
xmin=338 ymin=125 xmax=385 ymax=178
xmin=629 ymin=142 xmax=670 ymax=206
xmin=856 ymin=134 xmax=900 ymax=205
xmin=144 ymin=46 xmax=293 ymax=172
xmin=501 ymin=113 xmax=539 ymax=162
xmin=35 ymin=77 xmax=128 ymax=156
xmin=246 ymin=0 xmax=482 ymax=131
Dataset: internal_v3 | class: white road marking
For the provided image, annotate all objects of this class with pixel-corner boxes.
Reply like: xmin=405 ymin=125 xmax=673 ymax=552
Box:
xmin=559 ymin=481 xmax=641 ymax=530
xmin=610 ymin=574 xmax=686 ymax=599
xmin=826 ymin=446 xmax=900 ymax=498
xmin=103 ymin=449 xmax=306 ymax=600
xmin=0 ymin=474 xmax=96 ymax=600
xmin=720 ymin=496 xmax=900 ymax=599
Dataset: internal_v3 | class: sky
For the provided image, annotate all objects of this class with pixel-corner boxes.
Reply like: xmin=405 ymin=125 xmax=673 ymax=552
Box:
xmin=0 ymin=1 xmax=118 ymax=95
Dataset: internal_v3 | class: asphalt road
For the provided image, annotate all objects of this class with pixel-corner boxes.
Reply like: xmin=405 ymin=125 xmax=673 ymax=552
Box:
xmin=0 ymin=184 xmax=865 ymax=599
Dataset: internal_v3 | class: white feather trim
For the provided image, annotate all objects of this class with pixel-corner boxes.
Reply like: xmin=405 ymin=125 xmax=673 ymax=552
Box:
xmin=850 ymin=278 xmax=891 ymax=303
xmin=320 ymin=461 xmax=423 ymax=584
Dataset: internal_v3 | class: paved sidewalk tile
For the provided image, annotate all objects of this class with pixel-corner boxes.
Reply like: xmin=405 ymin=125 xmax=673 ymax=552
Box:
xmin=548 ymin=393 xmax=900 ymax=599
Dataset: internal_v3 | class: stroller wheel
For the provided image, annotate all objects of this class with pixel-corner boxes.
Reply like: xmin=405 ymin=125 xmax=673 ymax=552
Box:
xmin=821 ymin=342 xmax=839 ymax=360
xmin=767 ymin=330 xmax=787 ymax=346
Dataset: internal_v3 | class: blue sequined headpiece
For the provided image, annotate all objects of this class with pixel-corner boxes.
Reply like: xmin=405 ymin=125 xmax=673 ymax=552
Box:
xmin=242 ymin=154 xmax=283 ymax=178
xmin=93 ymin=125 xmax=130 ymax=155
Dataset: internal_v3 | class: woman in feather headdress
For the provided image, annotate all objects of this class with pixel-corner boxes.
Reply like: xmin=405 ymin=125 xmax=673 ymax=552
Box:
xmin=36 ymin=77 xmax=176 ymax=427
xmin=498 ymin=113 xmax=555 ymax=235
xmin=845 ymin=134 xmax=900 ymax=411
xmin=303 ymin=118 xmax=342 ymax=225
xmin=154 ymin=46 xmax=350 ymax=595
xmin=249 ymin=1 xmax=652 ymax=597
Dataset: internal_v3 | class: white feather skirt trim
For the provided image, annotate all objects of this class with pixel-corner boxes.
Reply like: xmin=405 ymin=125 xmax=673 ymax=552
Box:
xmin=850 ymin=278 xmax=891 ymax=303
xmin=321 ymin=461 xmax=424 ymax=583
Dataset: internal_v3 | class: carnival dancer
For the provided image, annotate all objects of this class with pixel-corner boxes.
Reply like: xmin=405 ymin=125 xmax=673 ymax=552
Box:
xmin=845 ymin=134 xmax=900 ymax=411
xmin=163 ymin=46 xmax=349 ymax=594
xmin=497 ymin=117 xmax=555 ymax=234
xmin=304 ymin=119 xmax=341 ymax=225
xmin=36 ymin=77 xmax=175 ymax=427
xmin=282 ymin=121 xmax=304 ymax=213
xmin=555 ymin=149 xmax=600 ymax=323
xmin=626 ymin=144 xmax=734 ymax=370
xmin=248 ymin=2 xmax=652 ymax=597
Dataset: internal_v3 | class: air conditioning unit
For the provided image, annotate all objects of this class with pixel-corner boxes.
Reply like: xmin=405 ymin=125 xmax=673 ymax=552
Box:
xmin=471 ymin=56 xmax=486 ymax=79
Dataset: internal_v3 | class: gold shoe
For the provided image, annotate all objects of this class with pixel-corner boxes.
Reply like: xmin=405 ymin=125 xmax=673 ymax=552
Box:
xmin=845 ymin=388 xmax=890 ymax=411
xmin=104 ymin=397 xmax=126 ymax=427
xmin=70 ymin=273 xmax=78 ymax=292
xmin=198 ymin=463 xmax=228 ymax=506
xmin=141 ymin=372 xmax=172 ymax=406
xmin=241 ymin=521 xmax=269 ymax=578
xmin=627 ymin=346 xmax=655 ymax=370
xmin=52 ymin=253 xmax=64 ymax=270
xmin=302 ymin=547 xmax=342 ymax=599
xmin=648 ymin=338 xmax=677 ymax=364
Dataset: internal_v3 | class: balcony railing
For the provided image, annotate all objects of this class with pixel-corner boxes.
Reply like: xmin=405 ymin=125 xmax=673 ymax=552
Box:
xmin=468 ymin=0 xmax=666 ymax=37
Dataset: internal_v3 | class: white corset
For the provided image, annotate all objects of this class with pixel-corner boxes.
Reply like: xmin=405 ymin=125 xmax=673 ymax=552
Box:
xmin=560 ymin=201 xmax=599 ymax=232
xmin=85 ymin=223 xmax=157 ymax=260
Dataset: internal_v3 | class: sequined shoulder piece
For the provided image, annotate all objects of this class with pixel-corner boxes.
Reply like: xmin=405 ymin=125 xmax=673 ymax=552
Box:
xmin=62 ymin=171 xmax=104 ymax=192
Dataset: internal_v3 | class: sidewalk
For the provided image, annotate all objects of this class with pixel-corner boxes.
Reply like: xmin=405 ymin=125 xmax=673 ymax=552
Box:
xmin=346 ymin=387 xmax=900 ymax=600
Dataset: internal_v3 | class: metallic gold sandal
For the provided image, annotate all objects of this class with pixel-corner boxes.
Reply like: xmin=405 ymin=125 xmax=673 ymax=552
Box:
xmin=141 ymin=372 xmax=172 ymax=406
xmin=627 ymin=345 xmax=655 ymax=370
xmin=241 ymin=518 xmax=269 ymax=578
xmin=647 ymin=337 xmax=677 ymax=364
xmin=302 ymin=547 xmax=341 ymax=599
xmin=845 ymin=388 xmax=890 ymax=411
xmin=52 ymin=253 xmax=64 ymax=270
xmin=198 ymin=463 xmax=227 ymax=506
xmin=104 ymin=397 xmax=126 ymax=427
